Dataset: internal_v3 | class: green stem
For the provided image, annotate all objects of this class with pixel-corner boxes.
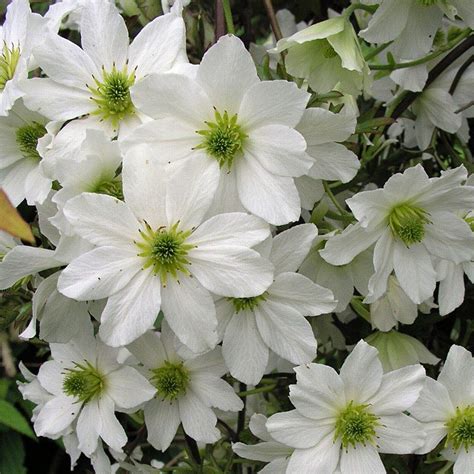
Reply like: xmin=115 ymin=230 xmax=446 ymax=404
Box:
xmin=344 ymin=2 xmax=378 ymax=19
xmin=364 ymin=41 xmax=392 ymax=61
xmin=323 ymin=181 xmax=350 ymax=217
xmin=221 ymin=0 xmax=235 ymax=35
xmin=238 ymin=384 xmax=276 ymax=397
xmin=369 ymin=29 xmax=471 ymax=71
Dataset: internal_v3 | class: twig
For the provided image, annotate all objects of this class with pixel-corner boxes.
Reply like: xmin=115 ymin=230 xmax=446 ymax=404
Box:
xmin=215 ymin=0 xmax=225 ymax=41
xmin=262 ymin=0 xmax=283 ymax=42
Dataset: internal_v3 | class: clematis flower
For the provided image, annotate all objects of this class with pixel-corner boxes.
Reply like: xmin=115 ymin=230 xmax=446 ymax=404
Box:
xmin=124 ymin=34 xmax=312 ymax=225
xmin=21 ymin=0 xmax=187 ymax=137
xmin=58 ymin=147 xmax=273 ymax=351
xmin=359 ymin=0 xmax=474 ymax=60
xmin=232 ymin=414 xmax=293 ymax=472
xmin=274 ymin=16 xmax=370 ymax=96
xmin=215 ymin=224 xmax=336 ymax=385
xmin=127 ymin=325 xmax=243 ymax=450
xmin=321 ymin=165 xmax=474 ymax=304
xmin=411 ymin=344 xmax=474 ymax=473
xmin=266 ymin=340 xmax=426 ymax=473
xmin=27 ymin=322 xmax=156 ymax=457
xmin=0 ymin=0 xmax=47 ymax=115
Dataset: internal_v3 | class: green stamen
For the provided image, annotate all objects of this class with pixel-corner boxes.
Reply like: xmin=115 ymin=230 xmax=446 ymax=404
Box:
xmin=93 ymin=178 xmax=123 ymax=200
xmin=63 ymin=361 xmax=105 ymax=404
xmin=335 ymin=401 xmax=380 ymax=448
xmin=388 ymin=203 xmax=431 ymax=246
xmin=89 ymin=64 xmax=136 ymax=127
xmin=417 ymin=0 xmax=439 ymax=5
xmin=446 ymin=406 xmax=474 ymax=452
xmin=229 ymin=293 xmax=268 ymax=313
xmin=151 ymin=361 xmax=190 ymax=401
xmin=136 ymin=221 xmax=195 ymax=285
xmin=195 ymin=109 xmax=247 ymax=169
xmin=16 ymin=122 xmax=47 ymax=161
xmin=0 ymin=42 xmax=21 ymax=91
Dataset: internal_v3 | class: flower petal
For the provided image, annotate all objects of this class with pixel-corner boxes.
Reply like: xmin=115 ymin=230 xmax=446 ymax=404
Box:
xmin=144 ymin=398 xmax=180 ymax=451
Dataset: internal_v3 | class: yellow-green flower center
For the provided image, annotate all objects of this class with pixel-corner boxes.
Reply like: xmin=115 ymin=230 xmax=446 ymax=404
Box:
xmin=388 ymin=203 xmax=430 ymax=246
xmin=151 ymin=361 xmax=189 ymax=400
xmin=89 ymin=64 xmax=136 ymax=127
xmin=229 ymin=293 xmax=268 ymax=313
xmin=16 ymin=122 xmax=47 ymax=161
xmin=136 ymin=222 xmax=195 ymax=285
xmin=62 ymin=361 xmax=105 ymax=404
xmin=446 ymin=406 xmax=474 ymax=452
xmin=0 ymin=42 xmax=20 ymax=91
xmin=196 ymin=109 xmax=247 ymax=169
xmin=92 ymin=178 xmax=123 ymax=200
xmin=334 ymin=401 xmax=380 ymax=448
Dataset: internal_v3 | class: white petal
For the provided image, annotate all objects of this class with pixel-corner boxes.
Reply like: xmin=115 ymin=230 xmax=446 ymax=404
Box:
xmin=196 ymin=35 xmax=259 ymax=113
xmin=58 ymin=246 xmax=142 ymax=301
xmin=63 ymin=192 xmax=140 ymax=249
xmin=184 ymin=346 xmax=227 ymax=377
xmin=144 ymin=398 xmax=180 ymax=451
xmin=340 ymin=340 xmax=383 ymax=404
xmin=238 ymin=80 xmax=309 ymax=129
xmin=190 ymin=374 xmax=243 ymax=411
xmin=34 ymin=395 xmax=79 ymax=437
xmin=129 ymin=9 xmax=186 ymax=77
xmin=245 ymin=125 xmax=310 ymax=177
xmin=179 ymin=392 xmax=220 ymax=443
xmin=79 ymin=1 xmax=129 ymax=71
xmin=270 ymin=223 xmax=317 ymax=274
xmin=99 ymin=268 xmax=161 ymax=346
xmin=166 ymin=157 xmax=220 ymax=229
xmin=269 ymin=272 xmax=336 ymax=315
xmin=411 ymin=377 xmax=454 ymax=423
xmin=340 ymin=444 xmax=385 ymax=474
xmin=37 ymin=360 xmax=65 ymax=396
xmin=106 ymin=367 xmax=156 ymax=409
xmin=97 ymin=395 xmax=127 ymax=453
xmin=454 ymin=448 xmax=474 ymax=474
xmin=232 ymin=441 xmax=291 ymax=463
xmin=76 ymin=400 xmax=100 ymax=455
xmin=438 ymin=261 xmax=465 ymax=316
xmin=236 ymin=157 xmax=301 ymax=226
xmin=255 ymin=300 xmax=317 ymax=365
xmin=393 ymin=242 xmax=436 ymax=304
xmin=370 ymin=365 xmax=426 ymax=415
xmin=127 ymin=331 xmax=167 ymax=370
xmin=223 ymin=310 xmax=269 ymax=385
xmin=161 ymin=276 xmax=218 ymax=353
xmin=266 ymin=410 xmax=334 ymax=449
xmin=377 ymin=414 xmax=425 ymax=454
xmin=286 ymin=434 xmax=341 ymax=474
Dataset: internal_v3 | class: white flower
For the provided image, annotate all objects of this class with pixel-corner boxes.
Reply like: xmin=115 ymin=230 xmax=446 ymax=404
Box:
xmin=321 ymin=165 xmax=474 ymax=304
xmin=58 ymin=148 xmax=273 ymax=351
xmin=124 ymin=34 xmax=312 ymax=225
xmin=359 ymin=0 xmax=473 ymax=60
xmin=0 ymin=99 xmax=53 ymax=206
xmin=21 ymin=0 xmax=187 ymax=137
xmin=29 ymin=322 xmax=156 ymax=456
xmin=216 ymin=224 xmax=336 ymax=385
xmin=0 ymin=0 xmax=46 ymax=115
xmin=162 ymin=0 xmax=191 ymax=13
xmin=266 ymin=340 xmax=426 ymax=474
xmin=127 ymin=325 xmax=243 ymax=450
xmin=274 ymin=16 xmax=370 ymax=96
xmin=232 ymin=414 xmax=293 ymax=473
xmin=411 ymin=344 xmax=474 ymax=473
xmin=365 ymin=330 xmax=440 ymax=372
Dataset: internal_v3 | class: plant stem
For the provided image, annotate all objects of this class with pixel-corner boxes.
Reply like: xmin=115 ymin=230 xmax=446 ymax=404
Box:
xmin=184 ymin=432 xmax=202 ymax=467
xmin=215 ymin=0 xmax=226 ymax=40
xmin=323 ymin=181 xmax=349 ymax=217
xmin=238 ymin=384 xmax=277 ymax=397
xmin=221 ymin=0 xmax=235 ymax=35
xmin=364 ymin=41 xmax=392 ymax=61
xmin=343 ymin=2 xmax=377 ymax=19
xmin=262 ymin=0 xmax=283 ymax=42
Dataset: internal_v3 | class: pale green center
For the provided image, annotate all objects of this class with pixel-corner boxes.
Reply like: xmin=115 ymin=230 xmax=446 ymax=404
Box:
xmin=89 ymin=64 xmax=136 ymax=127
xmin=0 ymin=42 xmax=20 ymax=91
xmin=229 ymin=293 xmax=268 ymax=313
xmin=416 ymin=0 xmax=439 ymax=5
xmin=465 ymin=215 xmax=474 ymax=232
xmin=16 ymin=122 xmax=47 ymax=161
xmin=136 ymin=222 xmax=195 ymax=285
xmin=196 ymin=109 xmax=247 ymax=169
xmin=62 ymin=361 xmax=105 ymax=404
xmin=334 ymin=402 xmax=380 ymax=448
xmin=151 ymin=361 xmax=189 ymax=400
xmin=446 ymin=406 xmax=474 ymax=452
xmin=92 ymin=178 xmax=123 ymax=200
xmin=388 ymin=203 xmax=430 ymax=246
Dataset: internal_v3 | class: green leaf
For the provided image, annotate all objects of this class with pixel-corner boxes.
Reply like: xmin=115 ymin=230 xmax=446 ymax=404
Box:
xmin=0 ymin=379 xmax=10 ymax=399
xmin=0 ymin=432 xmax=26 ymax=474
xmin=0 ymin=400 xmax=36 ymax=439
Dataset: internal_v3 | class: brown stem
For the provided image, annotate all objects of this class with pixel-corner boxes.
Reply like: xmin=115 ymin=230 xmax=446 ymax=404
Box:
xmin=263 ymin=0 xmax=283 ymax=42
xmin=215 ymin=0 xmax=226 ymax=42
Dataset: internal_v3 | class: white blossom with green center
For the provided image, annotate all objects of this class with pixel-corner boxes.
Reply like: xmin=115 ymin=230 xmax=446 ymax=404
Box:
xmin=388 ymin=203 xmax=431 ymax=246
xmin=0 ymin=42 xmax=21 ymax=92
xmin=151 ymin=361 xmax=190 ymax=401
xmin=267 ymin=341 xmax=426 ymax=473
xmin=228 ymin=293 xmax=268 ymax=313
xmin=62 ymin=361 xmax=105 ymax=404
xmin=446 ymin=406 xmax=474 ymax=452
xmin=15 ymin=122 xmax=47 ymax=161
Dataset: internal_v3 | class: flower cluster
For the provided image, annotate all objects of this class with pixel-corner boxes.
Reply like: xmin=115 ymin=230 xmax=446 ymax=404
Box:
xmin=1 ymin=0 xmax=474 ymax=472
